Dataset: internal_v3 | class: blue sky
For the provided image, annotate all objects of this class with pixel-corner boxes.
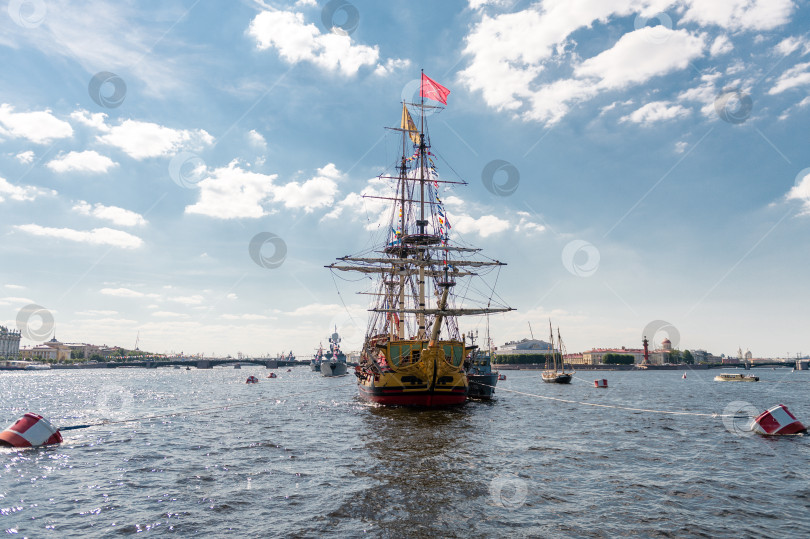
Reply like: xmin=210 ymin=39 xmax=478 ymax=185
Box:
xmin=1 ymin=0 xmax=809 ymax=358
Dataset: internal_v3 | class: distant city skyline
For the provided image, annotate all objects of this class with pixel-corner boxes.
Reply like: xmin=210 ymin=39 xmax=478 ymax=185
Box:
xmin=2 ymin=1 xmax=810 ymax=358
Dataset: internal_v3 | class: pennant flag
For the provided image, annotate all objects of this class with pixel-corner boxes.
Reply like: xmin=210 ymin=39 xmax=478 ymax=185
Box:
xmin=400 ymin=103 xmax=421 ymax=145
xmin=421 ymin=73 xmax=450 ymax=105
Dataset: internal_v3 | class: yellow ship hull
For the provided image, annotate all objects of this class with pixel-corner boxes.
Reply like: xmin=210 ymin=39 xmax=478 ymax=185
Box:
xmin=356 ymin=338 xmax=468 ymax=406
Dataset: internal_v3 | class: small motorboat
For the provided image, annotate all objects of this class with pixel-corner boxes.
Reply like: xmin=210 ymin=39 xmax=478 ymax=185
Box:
xmin=714 ymin=373 xmax=759 ymax=382
xmin=287 ymin=368 xmax=292 ymax=372
xmin=246 ymin=376 xmax=259 ymax=384
xmin=498 ymin=373 xmax=506 ymax=381
xmin=682 ymin=372 xmax=687 ymax=379
xmin=267 ymin=372 xmax=278 ymax=379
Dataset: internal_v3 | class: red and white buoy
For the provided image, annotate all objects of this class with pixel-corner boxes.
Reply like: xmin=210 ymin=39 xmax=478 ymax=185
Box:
xmin=0 ymin=413 xmax=63 ymax=448
xmin=594 ymin=379 xmax=608 ymax=388
xmin=752 ymin=404 xmax=807 ymax=436
xmin=246 ymin=376 xmax=259 ymax=384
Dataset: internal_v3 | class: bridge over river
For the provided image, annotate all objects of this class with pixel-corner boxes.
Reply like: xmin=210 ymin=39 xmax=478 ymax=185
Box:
xmin=52 ymin=359 xmax=308 ymax=370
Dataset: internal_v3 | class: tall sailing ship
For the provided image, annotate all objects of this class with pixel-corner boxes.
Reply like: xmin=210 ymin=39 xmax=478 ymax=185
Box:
xmin=326 ymin=73 xmax=513 ymax=406
xmin=541 ymin=321 xmax=574 ymax=384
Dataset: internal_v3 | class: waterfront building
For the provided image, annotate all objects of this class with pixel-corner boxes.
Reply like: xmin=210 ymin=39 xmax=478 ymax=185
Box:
xmin=582 ymin=347 xmax=647 ymax=365
xmin=498 ymin=338 xmax=552 ymax=355
xmin=19 ymin=344 xmax=58 ymax=360
xmin=65 ymin=343 xmax=101 ymax=359
xmin=0 ymin=326 xmax=21 ymax=358
xmin=43 ymin=336 xmax=71 ymax=362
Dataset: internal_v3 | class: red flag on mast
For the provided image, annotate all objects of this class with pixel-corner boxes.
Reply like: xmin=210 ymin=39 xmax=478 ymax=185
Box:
xmin=420 ymin=73 xmax=450 ymax=105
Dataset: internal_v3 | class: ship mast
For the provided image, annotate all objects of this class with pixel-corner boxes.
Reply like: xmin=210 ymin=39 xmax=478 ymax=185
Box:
xmin=417 ymin=70 xmax=427 ymax=340
xmin=326 ymin=79 xmax=513 ymax=346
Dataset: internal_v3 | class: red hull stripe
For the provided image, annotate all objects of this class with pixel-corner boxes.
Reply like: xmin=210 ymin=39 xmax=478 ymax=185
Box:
xmin=358 ymin=386 xmax=466 ymax=406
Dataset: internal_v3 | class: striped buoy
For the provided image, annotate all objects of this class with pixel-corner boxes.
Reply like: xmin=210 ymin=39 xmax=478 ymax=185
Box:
xmin=246 ymin=376 xmax=259 ymax=384
xmin=594 ymin=379 xmax=608 ymax=388
xmin=752 ymin=404 xmax=807 ymax=436
xmin=0 ymin=413 xmax=63 ymax=448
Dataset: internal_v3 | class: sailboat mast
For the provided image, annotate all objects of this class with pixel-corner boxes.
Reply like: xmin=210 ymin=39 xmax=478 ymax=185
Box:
xmin=398 ymin=107 xmax=408 ymax=340
xmin=417 ymin=69 xmax=427 ymax=340
xmin=548 ymin=320 xmax=556 ymax=371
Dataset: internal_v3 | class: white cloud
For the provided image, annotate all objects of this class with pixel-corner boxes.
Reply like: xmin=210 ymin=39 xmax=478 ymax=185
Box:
xmin=73 ymin=200 xmax=147 ymax=227
xmin=294 ymin=0 xmax=318 ymax=6
xmin=461 ymin=5 xmax=706 ymax=126
xmin=0 ymin=177 xmax=57 ymax=203
xmin=675 ymin=141 xmax=689 ymax=153
xmin=248 ymin=10 xmax=380 ymax=76
xmin=186 ymin=161 xmax=342 ymax=219
xmin=247 ymin=129 xmax=267 ymax=149
xmin=468 ymin=0 xmax=512 ymax=8
xmin=778 ymin=96 xmax=810 ymax=121
xmin=574 ymin=28 xmax=705 ymax=90
xmin=272 ymin=163 xmax=340 ymax=213
xmin=152 ymin=311 xmax=189 ymax=318
xmin=185 ymin=160 xmax=277 ymax=219
xmin=514 ymin=212 xmax=546 ymax=234
xmin=169 ymin=295 xmax=205 ymax=305
xmin=4 ymin=284 xmax=25 ymax=290
xmin=221 ymin=314 xmax=268 ymax=320
xmin=323 ymin=176 xmax=390 ymax=229
xmin=769 ymin=62 xmax=810 ymax=95
xmin=374 ymin=58 xmax=411 ymax=77
xmin=226 ymin=293 xmax=238 ymax=300
xmin=4 ymin=1 xmax=193 ymax=98
xmin=0 ymin=296 xmax=36 ymax=307
xmin=69 ymin=109 xmax=110 ymax=132
xmin=681 ymin=0 xmax=795 ymax=32
xmin=100 ymin=287 xmax=159 ymax=299
xmin=15 ymin=224 xmax=143 ymax=249
xmin=709 ymin=35 xmax=733 ymax=56
xmin=76 ymin=310 xmax=118 ymax=316
xmin=97 ymin=119 xmax=213 ymax=160
xmin=677 ymin=73 xmax=721 ymax=117
xmin=452 ymin=214 xmax=512 ymax=238
xmin=0 ymin=104 xmax=73 ymax=144
xmin=620 ymin=101 xmax=691 ymax=125
xmin=16 ymin=151 xmax=34 ymax=164
xmin=787 ymin=170 xmax=810 ymax=214
xmin=775 ymin=36 xmax=810 ymax=56
xmin=47 ymin=150 xmax=117 ymax=173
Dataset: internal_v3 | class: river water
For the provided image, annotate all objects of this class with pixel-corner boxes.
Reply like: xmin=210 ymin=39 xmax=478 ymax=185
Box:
xmin=1 ymin=367 xmax=809 ymax=537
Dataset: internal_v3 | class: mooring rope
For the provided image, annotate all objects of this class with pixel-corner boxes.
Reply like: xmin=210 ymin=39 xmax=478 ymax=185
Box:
xmin=482 ymin=383 xmax=749 ymax=418
xmin=59 ymin=382 xmax=357 ymax=432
